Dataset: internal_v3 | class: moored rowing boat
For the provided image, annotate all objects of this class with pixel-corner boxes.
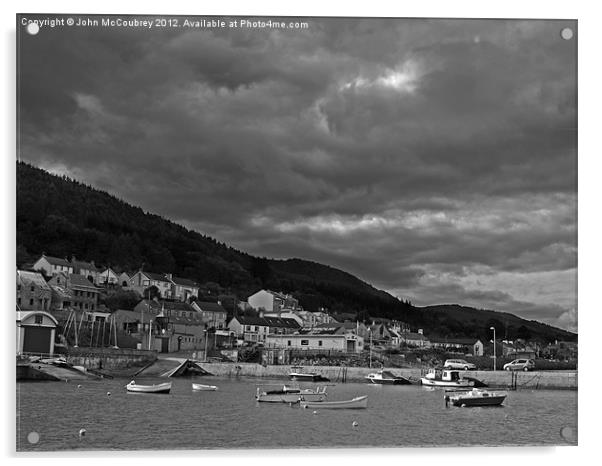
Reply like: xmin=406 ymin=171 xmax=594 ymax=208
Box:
xmin=126 ymin=381 xmax=172 ymax=394
xmin=300 ymin=395 xmax=368 ymax=409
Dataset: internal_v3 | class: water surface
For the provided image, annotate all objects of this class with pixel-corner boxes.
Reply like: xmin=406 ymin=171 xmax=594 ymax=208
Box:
xmin=16 ymin=376 xmax=577 ymax=451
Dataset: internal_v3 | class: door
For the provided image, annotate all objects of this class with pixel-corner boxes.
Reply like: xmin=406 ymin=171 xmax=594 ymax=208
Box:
xmin=23 ymin=326 xmax=52 ymax=354
xmin=161 ymin=337 xmax=169 ymax=353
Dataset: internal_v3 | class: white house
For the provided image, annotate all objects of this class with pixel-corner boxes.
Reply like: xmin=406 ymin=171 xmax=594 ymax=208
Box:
xmin=167 ymin=274 xmax=199 ymax=302
xmin=129 ymin=271 xmax=173 ymax=298
xmin=228 ymin=316 xmax=301 ymax=344
xmin=32 ymin=254 xmax=74 ymax=277
xmin=266 ymin=327 xmax=364 ymax=353
xmin=97 ymin=267 xmax=120 ymax=286
xmin=429 ymin=338 xmax=484 ymax=356
xmin=247 ymin=289 xmax=299 ymax=313
xmin=191 ymin=301 xmax=228 ymax=329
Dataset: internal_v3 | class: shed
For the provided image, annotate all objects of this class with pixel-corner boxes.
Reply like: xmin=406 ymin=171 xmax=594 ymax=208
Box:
xmin=16 ymin=311 xmax=59 ymax=355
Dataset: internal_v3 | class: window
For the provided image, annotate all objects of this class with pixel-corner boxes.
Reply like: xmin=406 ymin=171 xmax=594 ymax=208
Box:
xmin=318 ymin=340 xmax=323 ymax=346
xmin=34 ymin=315 xmax=43 ymax=324
xmin=301 ymin=340 xmax=309 ymax=346
xmin=29 ymin=298 xmax=34 ymax=306
xmin=287 ymin=340 xmax=291 ymax=346
xmin=30 ymin=286 xmax=35 ymax=292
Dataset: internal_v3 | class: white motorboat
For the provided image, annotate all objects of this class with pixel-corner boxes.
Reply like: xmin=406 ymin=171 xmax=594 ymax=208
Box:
xmin=365 ymin=370 xmax=411 ymax=385
xmin=445 ymin=388 xmax=507 ymax=407
xmin=126 ymin=381 xmax=172 ymax=394
xmin=420 ymin=368 xmax=474 ymax=388
xmin=288 ymin=366 xmax=329 ymax=382
xmin=256 ymin=385 xmax=327 ymax=403
xmin=192 ymin=383 xmax=218 ymax=391
xmin=301 ymin=395 xmax=368 ymax=409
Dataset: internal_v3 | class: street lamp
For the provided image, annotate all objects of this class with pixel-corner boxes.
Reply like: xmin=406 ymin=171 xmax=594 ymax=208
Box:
xmin=368 ymin=328 xmax=372 ymax=369
xmin=490 ymin=326 xmax=496 ymax=371
xmin=203 ymin=329 xmax=208 ymax=362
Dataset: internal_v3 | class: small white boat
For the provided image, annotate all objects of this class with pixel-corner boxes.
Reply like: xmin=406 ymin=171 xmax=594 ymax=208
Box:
xmin=421 ymin=368 xmax=474 ymax=388
xmin=288 ymin=366 xmax=329 ymax=382
xmin=256 ymin=385 xmax=327 ymax=403
xmin=301 ymin=395 xmax=368 ymax=409
xmin=365 ymin=370 xmax=411 ymax=385
xmin=126 ymin=381 xmax=172 ymax=394
xmin=192 ymin=383 xmax=218 ymax=391
xmin=445 ymin=388 xmax=507 ymax=407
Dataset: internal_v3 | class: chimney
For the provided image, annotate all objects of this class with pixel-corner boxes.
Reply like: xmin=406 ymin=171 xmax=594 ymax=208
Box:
xmin=166 ymin=273 xmax=173 ymax=280
xmin=259 ymin=309 xmax=264 ymax=318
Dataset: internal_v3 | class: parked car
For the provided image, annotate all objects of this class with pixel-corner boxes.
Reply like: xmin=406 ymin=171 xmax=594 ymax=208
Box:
xmin=503 ymin=359 xmax=535 ymax=371
xmin=443 ymin=359 xmax=477 ymax=370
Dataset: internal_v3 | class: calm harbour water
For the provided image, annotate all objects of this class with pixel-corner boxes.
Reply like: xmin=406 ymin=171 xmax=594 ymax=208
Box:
xmin=16 ymin=376 xmax=577 ymax=451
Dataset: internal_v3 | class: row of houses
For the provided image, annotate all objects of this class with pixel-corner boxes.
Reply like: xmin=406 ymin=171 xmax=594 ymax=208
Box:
xmin=31 ymin=254 xmax=201 ymax=302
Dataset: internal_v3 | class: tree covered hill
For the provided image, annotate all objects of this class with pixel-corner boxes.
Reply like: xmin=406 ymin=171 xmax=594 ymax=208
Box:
xmin=16 ymin=161 xmax=576 ymax=343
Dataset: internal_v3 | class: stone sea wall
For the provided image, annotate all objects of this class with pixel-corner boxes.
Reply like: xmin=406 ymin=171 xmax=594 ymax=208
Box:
xmin=197 ymin=362 xmax=577 ymax=390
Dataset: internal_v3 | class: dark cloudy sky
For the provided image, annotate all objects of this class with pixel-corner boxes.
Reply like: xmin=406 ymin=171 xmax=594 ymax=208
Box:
xmin=18 ymin=16 xmax=577 ymax=332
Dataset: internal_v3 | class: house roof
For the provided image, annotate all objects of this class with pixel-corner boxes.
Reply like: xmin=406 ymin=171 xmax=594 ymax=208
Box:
xmin=50 ymin=285 xmax=73 ymax=299
xmin=195 ymin=301 xmax=226 ymax=313
xmin=142 ymin=271 xmax=171 ymax=283
xmin=430 ymin=337 xmax=480 ymax=345
xmin=298 ymin=327 xmax=344 ymax=335
xmin=232 ymin=316 xmax=301 ymax=329
xmin=141 ymin=299 xmax=196 ymax=313
xmin=17 ymin=270 xmax=51 ymax=290
xmin=69 ymin=274 xmax=100 ymax=289
xmin=40 ymin=255 xmax=72 ymax=267
xmin=71 ymin=259 xmax=100 ymax=272
xmin=170 ymin=276 xmax=198 ymax=287
xmin=401 ymin=332 xmax=429 ymax=340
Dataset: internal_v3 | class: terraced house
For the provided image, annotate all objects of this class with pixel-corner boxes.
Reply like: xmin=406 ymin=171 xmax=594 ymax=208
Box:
xmin=48 ymin=272 xmax=100 ymax=311
xmin=16 ymin=270 xmax=52 ymax=312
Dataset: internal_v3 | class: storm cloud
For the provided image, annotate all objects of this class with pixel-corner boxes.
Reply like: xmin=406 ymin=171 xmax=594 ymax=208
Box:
xmin=18 ymin=16 xmax=577 ymax=331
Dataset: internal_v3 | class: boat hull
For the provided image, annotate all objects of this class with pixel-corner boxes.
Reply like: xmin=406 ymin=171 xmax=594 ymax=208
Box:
xmin=451 ymin=395 xmax=506 ymax=407
xmin=126 ymin=382 xmax=172 ymax=394
xmin=301 ymin=395 xmax=368 ymax=409
xmin=421 ymin=378 xmax=474 ymax=388
xmin=257 ymin=392 xmax=327 ymax=403
xmin=257 ymin=386 xmax=327 ymax=403
xmin=289 ymin=373 xmax=329 ymax=382
xmin=366 ymin=377 xmax=411 ymax=385
xmin=192 ymin=383 xmax=218 ymax=391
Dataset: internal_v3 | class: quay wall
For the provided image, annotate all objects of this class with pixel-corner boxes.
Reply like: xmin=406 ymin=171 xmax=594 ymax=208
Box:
xmin=197 ymin=363 xmax=577 ymax=390
xmin=64 ymin=347 xmax=157 ymax=370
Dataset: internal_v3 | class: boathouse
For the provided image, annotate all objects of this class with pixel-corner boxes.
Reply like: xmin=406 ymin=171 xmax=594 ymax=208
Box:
xmin=16 ymin=311 xmax=58 ymax=355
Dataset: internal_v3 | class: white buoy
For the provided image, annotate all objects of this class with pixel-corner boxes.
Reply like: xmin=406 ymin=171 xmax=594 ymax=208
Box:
xmin=79 ymin=428 xmax=86 ymax=438
xmin=352 ymin=421 xmax=359 ymax=427
xmin=313 ymin=410 xmax=318 ymax=415
xmin=106 ymin=391 xmax=111 ymax=396
xmin=77 ymin=385 xmax=82 ymax=389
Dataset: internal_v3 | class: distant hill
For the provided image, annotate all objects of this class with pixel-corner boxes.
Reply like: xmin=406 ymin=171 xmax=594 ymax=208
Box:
xmin=16 ymin=161 xmax=576 ymax=343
